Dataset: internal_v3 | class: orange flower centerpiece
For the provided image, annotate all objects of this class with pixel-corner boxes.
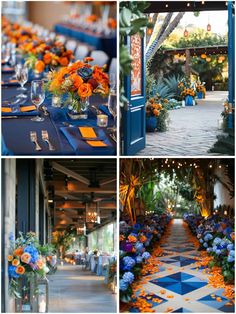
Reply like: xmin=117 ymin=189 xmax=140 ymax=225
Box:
xmin=178 ymin=78 xmax=196 ymax=106
xmin=46 ymin=57 xmax=109 ymax=119
xmin=146 ymin=98 xmax=163 ymax=132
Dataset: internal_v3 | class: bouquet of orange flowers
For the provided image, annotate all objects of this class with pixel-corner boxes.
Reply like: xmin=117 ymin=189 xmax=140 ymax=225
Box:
xmin=178 ymin=78 xmax=196 ymax=99
xmin=196 ymin=83 xmax=206 ymax=97
xmin=46 ymin=57 xmax=109 ymax=112
xmin=146 ymin=98 xmax=163 ymax=118
xmin=24 ymin=40 xmax=74 ymax=74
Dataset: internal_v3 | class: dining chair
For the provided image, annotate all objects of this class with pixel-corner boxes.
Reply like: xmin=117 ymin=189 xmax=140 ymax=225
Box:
xmin=56 ymin=34 xmax=67 ymax=45
xmin=109 ymin=57 xmax=117 ymax=76
xmin=74 ymin=44 xmax=90 ymax=60
xmin=65 ymin=40 xmax=78 ymax=53
xmin=90 ymin=50 xmax=109 ymax=67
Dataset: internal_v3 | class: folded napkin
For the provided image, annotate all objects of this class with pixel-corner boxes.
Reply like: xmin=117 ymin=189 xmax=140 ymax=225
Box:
xmin=2 ymin=67 xmax=14 ymax=73
xmin=2 ymin=105 xmax=38 ymax=116
xmin=60 ymin=126 xmax=115 ymax=155
xmin=79 ymin=127 xmax=97 ymax=139
xmin=1 ymin=79 xmax=19 ymax=86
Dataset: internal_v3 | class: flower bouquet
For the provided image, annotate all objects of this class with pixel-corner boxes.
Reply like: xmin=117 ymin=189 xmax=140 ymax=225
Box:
xmin=178 ymin=78 xmax=196 ymax=106
xmin=8 ymin=232 xmax=50 ymax=299
xmin=23 ymin=40 xmax=74 ymax=75
xmin=146 ymin=98 xmax=163 ymax=132
xmin=46 ymin=57 xmax=109 ymax=119
xmin=196 ymin=83 xmax=206 ymax=99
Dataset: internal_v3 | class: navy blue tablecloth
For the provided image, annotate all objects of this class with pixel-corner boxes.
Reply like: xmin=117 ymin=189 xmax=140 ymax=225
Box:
xmin=54 ymin=23 xmax=116 ymax=58
xmin=1 ymin=72 xmax=116 ymax=156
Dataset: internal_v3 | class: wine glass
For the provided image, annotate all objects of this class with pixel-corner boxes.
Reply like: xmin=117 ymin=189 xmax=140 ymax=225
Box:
xmin=31 ymin=80 xmax=45 ymax=122
xmin=2 ymin=45 xmax=10 ymax=65
xmin=107 ymin=88 xmax=117 ymax=133
xmin=109 ymin=73 xmax=116 ymax=91
xmin=15 ymin=64 xmax=28 ymax=99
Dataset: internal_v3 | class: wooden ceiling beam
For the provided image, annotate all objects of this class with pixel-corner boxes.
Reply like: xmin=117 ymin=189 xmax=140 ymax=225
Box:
xmin=52 ymin=161 xmax=90 ymax=185
xmin=100 ymin=176 xmax=116 ymax=186
xmin=55 ymin=201 xmax=116 ymax=209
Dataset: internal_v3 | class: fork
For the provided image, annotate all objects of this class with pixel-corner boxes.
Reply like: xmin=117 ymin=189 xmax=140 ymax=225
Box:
xmin=42 ymin=130 xmax=55 ymax=151
xmin=30 ymin=131 xmax=42 ymax=151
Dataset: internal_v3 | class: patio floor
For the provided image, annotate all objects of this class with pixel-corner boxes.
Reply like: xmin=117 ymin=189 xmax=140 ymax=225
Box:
xmin=137 ymin=91 xmax=227 ymax=156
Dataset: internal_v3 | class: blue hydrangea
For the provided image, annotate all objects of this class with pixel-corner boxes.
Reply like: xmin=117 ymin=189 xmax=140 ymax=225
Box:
xmin=215 ymin=249 xmax=221 ymax=255
xmin=203 ymin=242 xmax=208 ymax=248
xmin=229 ymin=250 xmax=235 ymax=257
xmin=213 ymin=237 xmax=222 ymax=245
xmin=123 ymin=272 xmax=134 ymax=284
xmin=24 ymin=245 xmax=39 ymax=263
xmin=135 ymin=242 xmax=144 ymax=253
xmin=199 ymin=239 xmax=203 ymax=243
xmin=207 ymin=247 xmax=213 ymax=252
xmin=204 ymin=233 xmax=213 ymax=242
xmin=142 ymin=252 xmax=151 ymax=260
xmin=227 ymin=244 xmax=234 ymax=251
xmin=136 ymin=256 xmax=143 ymax=263
xmin=123 ymin=256 xmax=135 ymax=268
xmin=8 ymin=265 xmax=20 ymax=279
xmin=119 ymin=279 xmax=129 ymax=291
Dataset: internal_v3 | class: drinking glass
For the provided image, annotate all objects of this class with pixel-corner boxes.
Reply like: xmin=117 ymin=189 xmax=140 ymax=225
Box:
xmin=107 ymin=88 xmax=117 ymax=132
xmin=2 ymin=45 xmax=10 ymax=64
xmin=31 ymin=80 xmax=45 ymax=122
xmin=109 ymin=73 xmax=116 ymax=91
xmin=15 ymin=64 xmax=28 ymax=99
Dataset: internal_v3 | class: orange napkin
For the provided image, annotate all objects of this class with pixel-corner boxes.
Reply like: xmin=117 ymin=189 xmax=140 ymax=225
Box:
xmin=1 ymin=107 xmax=12 ymax=113
xmin=79 ymin=127 xmax=97 ymax=138
xmin=86 ymin=140 xmax=108 ymax=147
xmin=20 ymin=105 xmax=36 ymax=112
xmin=1 ymin=79 xmax=18 ymax=85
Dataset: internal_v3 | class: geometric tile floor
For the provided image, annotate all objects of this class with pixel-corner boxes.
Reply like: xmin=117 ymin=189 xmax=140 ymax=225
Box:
xmin=131 ymin=219 xmax=235 ymax=313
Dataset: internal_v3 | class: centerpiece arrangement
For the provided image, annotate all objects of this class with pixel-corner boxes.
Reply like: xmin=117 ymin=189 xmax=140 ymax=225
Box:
xmin=196 ymin=82 xmax=206 ymax=99
xmin=146 ymin=97 xmax=169 ymax=132
xmin=46 ymin=57 xmax=110 ymax=119
xmin=178 ymin=78 xmax=196 ymax=106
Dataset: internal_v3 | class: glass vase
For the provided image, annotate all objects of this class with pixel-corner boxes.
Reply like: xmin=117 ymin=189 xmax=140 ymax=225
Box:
xmin=68 ymin=97 xmax=89 ymax=120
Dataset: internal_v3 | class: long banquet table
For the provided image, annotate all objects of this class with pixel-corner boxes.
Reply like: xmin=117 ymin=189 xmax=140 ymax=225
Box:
xmin=1 ymin=70 xmax=116 ymax=156
xmin=54 ymin=23 xmax=117 ymax=58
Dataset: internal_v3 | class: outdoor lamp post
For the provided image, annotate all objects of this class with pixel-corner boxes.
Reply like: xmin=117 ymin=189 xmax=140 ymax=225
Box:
xmin=37 ymin=277 xmax=49 ymax=313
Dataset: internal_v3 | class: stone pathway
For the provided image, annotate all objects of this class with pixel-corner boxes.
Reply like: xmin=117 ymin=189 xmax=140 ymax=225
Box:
xmin=137 ymin=92 xmax=227 ymax=156
xmin=130 ymin=219 xmax=234 ymax=313
xmin=48 ymin=264 xmax=116 ymax=313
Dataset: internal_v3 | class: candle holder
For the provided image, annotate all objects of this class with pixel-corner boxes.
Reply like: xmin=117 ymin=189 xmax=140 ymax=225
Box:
xmin=37 ymin=277 xmax=49 ymax=313
xmin=52 ymin=95 xmax=62 ymax=108
xmin=97 ymin=114 xmax=108 ymax=127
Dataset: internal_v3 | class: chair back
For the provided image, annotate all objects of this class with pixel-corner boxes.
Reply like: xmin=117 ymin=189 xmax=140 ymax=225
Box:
xmin=90 ymin=50 xmax=109 ymax=67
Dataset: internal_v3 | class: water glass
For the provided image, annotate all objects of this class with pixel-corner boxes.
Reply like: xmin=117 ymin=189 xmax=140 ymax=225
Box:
xmin=31 ymin=80 xmax=45 ymax=122
xmin=15 ymin=64 xmax=28 ymax=99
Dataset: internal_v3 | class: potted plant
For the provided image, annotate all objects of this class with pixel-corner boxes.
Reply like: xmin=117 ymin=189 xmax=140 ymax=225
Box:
xmin=196 ymin=82 xmax=206 ymax=99
xmin=178 ymin=78 xmax=196 ymax=106
xmin=146 ymin=98 xmax=163 ymax=132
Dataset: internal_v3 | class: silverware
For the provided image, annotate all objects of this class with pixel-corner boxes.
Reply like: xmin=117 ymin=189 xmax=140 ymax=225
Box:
xmin=63 ymin=122 xmax=74 ymax=127
xmin=109 ymin=133 xmax=117 ymax=143
xmin=41 ymin=105 xmax=50 ymax=116
xmin=42 ymin=130 xmax=55 ymax=151
xmin=30 ymin=131 xmax=42 ymax=151
xmin=91 ymin=105 xmax=103 ymax=115
xmin=2 ymin=116 xmax=18 ymax=119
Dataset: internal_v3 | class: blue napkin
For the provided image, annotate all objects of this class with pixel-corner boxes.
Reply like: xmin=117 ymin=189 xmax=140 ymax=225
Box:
xmin=60 ymin=126 xmax=115 ymax=155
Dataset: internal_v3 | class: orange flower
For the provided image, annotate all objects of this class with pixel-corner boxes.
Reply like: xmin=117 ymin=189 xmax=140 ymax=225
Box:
xmin=70 ymin=73 xmax=83 ymax=89
xmin=16 ymin=265 xmax=25 ymax=275
xmin=21 ymin=252 xmax=31 ymax=264
xmin=12 ymin=259 xmax=20 ymax=266
xmin=59 ymin=57 xmax=69 ymax=66
xmin=36 ymin=260 xmax=44 ymax=269
xmin=120 ymin=235 xmax=125 ymax=241
xmin=84 ymin=57 xmax=94 ymax=63
xmin=43 ymin=53 xmax=52 ymax=65
xmin=8 ymin=255 xmax=13 ymax=262
xmin=153 ymin=109 xmax=159 ymax=116
xmin=230 ymin=232 xmax=235 ymax=241
xmin=77 ymin=83 xmax=93 ymax=98
xmin=140 ymin=235 xmax=147 ymax=243
xmin=35 ymin=60 xmax=45 ymax=73
xmin=128 ymin=235 xmax=137 ymax=243
xmin=13 ymin=247 xmax=24 ymax=257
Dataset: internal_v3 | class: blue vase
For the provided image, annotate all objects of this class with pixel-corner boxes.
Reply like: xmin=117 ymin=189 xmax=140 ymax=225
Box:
xmin=197 ymin=92 xmax=203 ymax=99
xmin=146 ymin=116 xmax=157 ymax=132
xmin=185 ymin=95 xmax=193 ymax=106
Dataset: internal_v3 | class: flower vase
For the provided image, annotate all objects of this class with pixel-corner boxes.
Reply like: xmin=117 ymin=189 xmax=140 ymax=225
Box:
xmin=51 ymin=95 xmax=62 ymax=108
xmin=146 ymin=116 xmax=157 ymax=132
xmin=185 ymin=95 xmax=193 ymax=106
xmin=15 ymin=275 xmax=38 ymax=313
xmin=68 ymin=97 xmax=89 ymax=120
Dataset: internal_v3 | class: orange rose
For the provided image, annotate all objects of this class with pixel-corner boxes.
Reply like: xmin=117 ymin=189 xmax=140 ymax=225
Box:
xmin=43 ymin=53 xmax=52 ymax=65
xmin=70 ymin=73 xmax=83 ymax=89
xmin=12 ymin=259 xmax=20 ymax=266
xmin=140 ymin=235 xmax=147 ymax=243
xmin=35 ymin=60 xmax=45 ymax=73
xmin=16 ymin=265 xmax=25 ymax=275
xmin=77 ymin=83 xmax=93 ymax=98
xmin=36 ymin=260 xmax=44 ymax=269
xmin=13 ymin=247 xmax=24 ymax=257
xmin=8 ymin=255 xmax=13 ymax=262
xmin=59 ymin=57 xmax=69 ymax=66
xmin=128 ymin=235 xmax=137 ymax=243
xmin=119 ymin=235 xmax=125 ymax=241
xmin=21 ymin=252 xmax=31 ymax=264
xmin=153 ymin=109 xmax=159 ymax=116
xmin=84 ymin=57 xmax=94 ymax=63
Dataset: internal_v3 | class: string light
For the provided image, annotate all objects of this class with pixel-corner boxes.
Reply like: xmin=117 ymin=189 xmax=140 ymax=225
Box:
xmin=219 ymin=165 xmax=222 ymax=168
xmin=187 ymin=2 xmax=190 ymax=7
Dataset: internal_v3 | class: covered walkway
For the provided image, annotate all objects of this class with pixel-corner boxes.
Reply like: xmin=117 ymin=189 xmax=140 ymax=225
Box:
xmin=48 ymin=264 xmax=117 ymax=313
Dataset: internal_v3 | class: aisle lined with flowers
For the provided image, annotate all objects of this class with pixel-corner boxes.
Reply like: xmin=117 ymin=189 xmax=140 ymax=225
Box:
xmin=128 ymin=219 xmax=234 ymax=313
xmin=48 ymin=264 xmax=116 ymax=313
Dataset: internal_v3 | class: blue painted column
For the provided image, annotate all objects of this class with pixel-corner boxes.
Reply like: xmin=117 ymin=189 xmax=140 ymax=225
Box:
xmin=228 ymin=1 xmax=235 ymax=129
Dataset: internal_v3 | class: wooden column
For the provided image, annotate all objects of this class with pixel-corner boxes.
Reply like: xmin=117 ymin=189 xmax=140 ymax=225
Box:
xmin=185 ymin=49 xmax=190 ymax=78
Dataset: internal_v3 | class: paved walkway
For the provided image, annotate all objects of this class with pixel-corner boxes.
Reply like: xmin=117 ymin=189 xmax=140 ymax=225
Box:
xmin=137 ymin=91 xmax=227 ymax=156
xmin=131 ymin=219 xmax=234 ymax=313
xmin=48 ymin=264 xmax=116 ymax=313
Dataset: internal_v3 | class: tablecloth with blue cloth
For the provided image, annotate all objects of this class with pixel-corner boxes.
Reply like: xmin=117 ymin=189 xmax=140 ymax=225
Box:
xmin=1 ymin=72 xmax=116 ymax=156
xmin=54 ymin=23 xmax=116 ymax=58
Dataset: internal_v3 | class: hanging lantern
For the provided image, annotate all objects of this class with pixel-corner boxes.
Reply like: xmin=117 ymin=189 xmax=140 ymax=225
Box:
xmin=207 ymin=23 xmax=211 ymax=31
xmin=183 ymin=29 xmax=189 ymax=37
xmin=147 ymin=28 xmax=152 ymax=36
xmin=201 ymin=53 xmax=207 ymax=59
xmin=86 ymin=203 xmax=97 ymax=223
xmin=206 ymin=57 xmax=211 ymax=62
